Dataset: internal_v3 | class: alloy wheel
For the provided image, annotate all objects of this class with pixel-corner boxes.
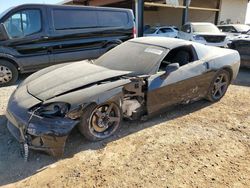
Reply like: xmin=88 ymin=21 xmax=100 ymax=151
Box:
xmin=89 ymin=103 xmax=121 ymax=139
xmin=212 ymin=73 xmax=229 ymax=100
xmin=0 ymin=66 xmax=13 ymax=84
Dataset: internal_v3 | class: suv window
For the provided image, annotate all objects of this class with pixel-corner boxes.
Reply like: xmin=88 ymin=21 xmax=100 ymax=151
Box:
xmin=4 ymin=9 xmax=42 ymax=39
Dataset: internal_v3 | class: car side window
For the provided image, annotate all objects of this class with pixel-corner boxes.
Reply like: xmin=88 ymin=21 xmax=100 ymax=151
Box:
xmin=160 ymin=28 xmax=173 ymax=33
xmin=229 ymin=26 xmax=237 ymax=33
xmin=219 ymin=26 xmax=237 ymax=33
xmin=4 ymin=9 xmax=42 ymax=39
xmin=158 ymin=46 xmax=195 ymax=72
xmin=157 ymin=29 xmax=164 ymax=34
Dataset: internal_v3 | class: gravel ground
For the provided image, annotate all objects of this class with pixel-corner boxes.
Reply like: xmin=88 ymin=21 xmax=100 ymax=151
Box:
xmin=0 ymin=69 xmax=249 ymax=188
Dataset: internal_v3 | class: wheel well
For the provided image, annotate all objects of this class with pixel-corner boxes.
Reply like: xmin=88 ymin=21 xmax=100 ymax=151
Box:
xmin=105 ymin=40 xmax=122 ymax=47
xmin=222 ymin=67 xmax=233 ymax=82
xmin=0 ymin=57 xmax=20 ymax=72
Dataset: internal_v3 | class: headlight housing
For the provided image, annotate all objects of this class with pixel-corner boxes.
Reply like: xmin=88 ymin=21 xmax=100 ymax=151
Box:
xmin=31 ymin=102 xmax=70 ymax=118
xmin=193 ymin=35 xmax=205 ymax=41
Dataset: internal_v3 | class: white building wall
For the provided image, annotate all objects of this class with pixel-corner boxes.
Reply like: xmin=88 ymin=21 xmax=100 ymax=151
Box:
xmin=219 ymin=0 xmax=248 ymax=24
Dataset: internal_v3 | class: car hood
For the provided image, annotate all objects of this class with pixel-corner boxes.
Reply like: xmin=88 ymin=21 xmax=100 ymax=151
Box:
xmin=27 ymin=61 xmax=130 ymax=101
xmin=193 ymin=32 xmax=226 ymax=36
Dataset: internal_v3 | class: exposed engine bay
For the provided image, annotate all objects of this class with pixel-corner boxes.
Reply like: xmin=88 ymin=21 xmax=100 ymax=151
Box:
xmin=122 ymin=77 xmax=147 ymax=120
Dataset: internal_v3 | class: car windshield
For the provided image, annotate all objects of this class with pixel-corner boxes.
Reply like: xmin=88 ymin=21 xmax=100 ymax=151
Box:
xmin=144 ymin=28 xmax=157 ymax=34
xmin=95 ymin=41 xmax=167 ymax=75
xmin=234 ymin=25 xmax=250 ymax=32
xmin=193 ymin=24 xmax=220 ymax=33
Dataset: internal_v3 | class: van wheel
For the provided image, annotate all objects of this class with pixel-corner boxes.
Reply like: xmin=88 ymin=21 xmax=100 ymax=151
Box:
xmin=0 ymin=60 xmax=18 ymax=87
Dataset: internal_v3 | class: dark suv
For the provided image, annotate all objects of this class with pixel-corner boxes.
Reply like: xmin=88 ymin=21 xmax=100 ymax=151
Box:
xmin=0 ymin=4 xmax=134 ymax=86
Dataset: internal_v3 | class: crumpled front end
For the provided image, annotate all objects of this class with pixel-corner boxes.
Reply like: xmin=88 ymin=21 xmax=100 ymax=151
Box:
xmin=6 ymin=86 xmax=78 ymax=158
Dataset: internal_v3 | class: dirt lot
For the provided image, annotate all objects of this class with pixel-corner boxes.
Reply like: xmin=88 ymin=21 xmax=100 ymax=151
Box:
xmin=0 ymin=69 xmax=249 ymax=188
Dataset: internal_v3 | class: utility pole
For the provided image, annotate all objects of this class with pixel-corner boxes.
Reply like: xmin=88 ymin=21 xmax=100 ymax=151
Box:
xmin=135 ymin=0 xmax=144 ymax=37
xmin=182 ymin=0 xmax=191 ymax=25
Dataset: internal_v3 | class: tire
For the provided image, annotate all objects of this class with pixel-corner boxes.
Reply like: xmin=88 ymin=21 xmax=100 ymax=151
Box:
xmin=78 ymin=102 xmax=122 ymax=141
xmin=206 ymin=70 xmax=230 ymax=102
xmin=0 ymin=60 xmax=18 ymax=87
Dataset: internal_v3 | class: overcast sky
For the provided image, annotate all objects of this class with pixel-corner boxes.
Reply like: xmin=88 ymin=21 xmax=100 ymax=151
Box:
xmin=0 ymin=0 xmax=250 ymax=24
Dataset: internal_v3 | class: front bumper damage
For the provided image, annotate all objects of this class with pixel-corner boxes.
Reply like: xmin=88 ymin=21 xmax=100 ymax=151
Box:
xmin=6 ymin=87 xmax=79 ymax=160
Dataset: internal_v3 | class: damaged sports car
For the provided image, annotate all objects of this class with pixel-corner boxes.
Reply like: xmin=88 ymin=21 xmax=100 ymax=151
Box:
xmin=6 ymin=37 xmax=240 ymax=159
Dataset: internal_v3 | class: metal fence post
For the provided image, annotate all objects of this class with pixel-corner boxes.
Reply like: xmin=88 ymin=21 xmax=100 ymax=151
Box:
xmin=135 ymin=0 xmax=144 ymax=37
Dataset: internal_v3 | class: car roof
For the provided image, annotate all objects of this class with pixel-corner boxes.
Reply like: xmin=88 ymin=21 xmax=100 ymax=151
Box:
xmin=129 ymin=37 xmax=193 ymax=49
xmin=150 ymin=26 xmax=174 ymax=29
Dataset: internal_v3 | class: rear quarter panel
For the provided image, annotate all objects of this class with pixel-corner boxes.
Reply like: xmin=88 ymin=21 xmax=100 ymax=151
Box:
xmin=203 ymin=47 xmax=240 ymax=80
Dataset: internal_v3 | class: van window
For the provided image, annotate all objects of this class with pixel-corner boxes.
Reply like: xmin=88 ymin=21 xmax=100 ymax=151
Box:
xmin=53 ymin=9 xmax=98 ymax=30
xmin=53 ymin=9 xmax=128 ymax=30
xmin=98 ymin=11 xmax=128 ymax=27
xmin=4 ymin=9 xmax=42 ymax=39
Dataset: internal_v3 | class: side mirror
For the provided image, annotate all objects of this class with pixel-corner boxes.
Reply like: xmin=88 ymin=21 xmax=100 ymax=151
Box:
xmin=165 ymin=63 xmax=179 ymax=74
xmin=0 ymin=23 xmax=9 ymax=41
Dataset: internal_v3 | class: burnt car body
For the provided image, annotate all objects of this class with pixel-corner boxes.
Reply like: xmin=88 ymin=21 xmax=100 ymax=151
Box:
xmin=6 ymin=37 xmax=240 ymax=159
xmin=229 ymin=38 xmax=250 ymax=68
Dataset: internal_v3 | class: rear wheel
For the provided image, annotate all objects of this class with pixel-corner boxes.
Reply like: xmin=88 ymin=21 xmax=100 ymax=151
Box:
xmin=207 ymin=70 xmax=230 ymax=102
xmin=0 ymin=60 xmax=18 ymax=87
xmin=78 ymin=103 xmax=122 ymax=141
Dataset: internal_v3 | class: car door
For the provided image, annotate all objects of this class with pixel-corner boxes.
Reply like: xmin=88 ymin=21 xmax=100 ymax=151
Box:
xmin=147 ymin=46 xmax=212 ymax=114
xmin=2 ymin=7 xmax=52 ymax=72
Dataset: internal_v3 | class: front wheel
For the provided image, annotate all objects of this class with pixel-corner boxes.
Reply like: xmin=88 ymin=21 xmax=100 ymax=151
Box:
xmin=0 ymin=60 xmax=18 ymax=87
xmin=206 ymin=70 xmax=230 ymax=102
xmin=78 ymin=103 xmax=122 ymax=141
